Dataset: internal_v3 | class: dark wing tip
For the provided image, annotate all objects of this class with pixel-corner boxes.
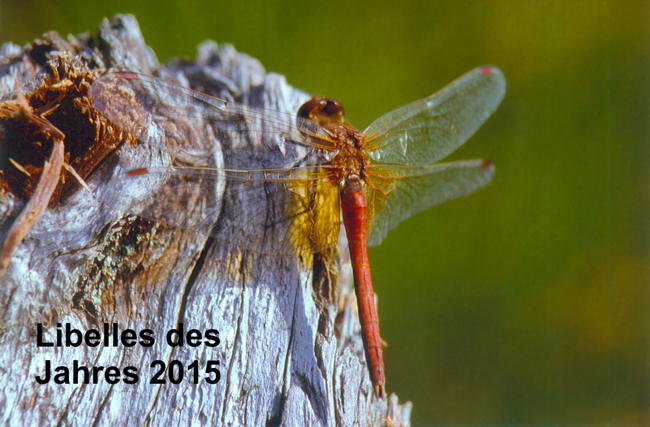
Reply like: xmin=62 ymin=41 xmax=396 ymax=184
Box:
xmin=475 ymin=66 xmax=506 ymax=95
xmin=113 ymin=71 xmax=140 ymax=79
xmin=125 ymin=168 xmax=149 ymax=177
xmin=481 ymin=160 xmax=495 ymax=171
xmin=479 ymin=66 xmax=495 ymax=75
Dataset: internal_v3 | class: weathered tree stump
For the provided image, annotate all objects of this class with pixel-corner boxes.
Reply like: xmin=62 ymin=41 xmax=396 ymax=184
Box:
xmin=0 ymin=15 xmax=411 ymax=427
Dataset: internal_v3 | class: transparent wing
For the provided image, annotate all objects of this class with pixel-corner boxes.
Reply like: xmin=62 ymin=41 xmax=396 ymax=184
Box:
xmin=90 ymin=72 xmax=342 ymax=256
xmin=98 ymin=162 xmax=342 ymax=256
xmin=364 ymin=66 xmax=505 ymax=166
xmin=90 ymin=72 xmax=339 ymax=168
xmin=366 ymin=160 xmax=495 ymax=246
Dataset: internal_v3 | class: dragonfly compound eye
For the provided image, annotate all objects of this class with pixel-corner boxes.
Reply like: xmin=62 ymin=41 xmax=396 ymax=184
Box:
xmin=322 ymin=99 xmax=345 ymax=124
xmin=297 ymin=95 xmax=326 ymax=120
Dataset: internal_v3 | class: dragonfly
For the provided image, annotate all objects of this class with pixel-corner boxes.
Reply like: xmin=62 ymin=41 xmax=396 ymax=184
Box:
xmin=89 ymin=66 xmax=505 ymax=399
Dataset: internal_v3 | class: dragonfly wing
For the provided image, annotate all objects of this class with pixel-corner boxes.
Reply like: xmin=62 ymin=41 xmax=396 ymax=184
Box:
xmin=366 ymin=160 xmax=494 ymax=246
xmin=213 ymin=168 xmax=341 ymax=256
xmin=97 ymin=161 xmax=227 ymax=238
xmin=90 ymin=72 xmax=338 ymax=169
xmin=90 ymin=72 xmax=224 ymax=158
xmin=364 ymin=66 xmax=505 ymax=166
xmin=98 ymin=160 xmax=342 ymax=256
xmin=91 ymin=72 xmax=342 ymax=256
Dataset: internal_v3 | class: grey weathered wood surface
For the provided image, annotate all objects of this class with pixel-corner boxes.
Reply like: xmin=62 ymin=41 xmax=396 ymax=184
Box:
xmin=0 ymin=15 xmax=411 ymax=427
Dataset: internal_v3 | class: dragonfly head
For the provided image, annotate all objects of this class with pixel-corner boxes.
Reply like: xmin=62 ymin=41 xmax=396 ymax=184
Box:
xmin=297 ymin=95 xmax=346 ymax=129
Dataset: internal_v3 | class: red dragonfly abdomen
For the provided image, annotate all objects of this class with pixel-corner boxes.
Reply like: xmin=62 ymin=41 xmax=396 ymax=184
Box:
xmin=340 ymin=176 xmax=385 ymax=399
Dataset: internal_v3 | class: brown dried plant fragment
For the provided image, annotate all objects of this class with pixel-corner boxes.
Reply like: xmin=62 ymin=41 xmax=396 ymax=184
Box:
xmin=0 ymin=53 xmax=131 ymax=275
xmin=0 ymin=86 xmax=65 ymax=275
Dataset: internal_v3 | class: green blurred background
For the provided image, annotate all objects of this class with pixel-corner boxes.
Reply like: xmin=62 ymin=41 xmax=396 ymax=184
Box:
xmin=1 ymin=0 xmax=647 ymax=425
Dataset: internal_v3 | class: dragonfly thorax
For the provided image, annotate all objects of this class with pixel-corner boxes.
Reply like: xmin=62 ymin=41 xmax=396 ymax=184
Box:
xmin=298 ymin=95 xmax=369 ymax=184
xmin=336 ymin=145 xmax=367 ymax=176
